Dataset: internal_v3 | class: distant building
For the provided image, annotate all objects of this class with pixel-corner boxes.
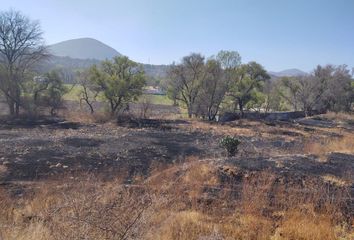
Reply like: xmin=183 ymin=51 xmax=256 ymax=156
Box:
xmin=33 ymin=76 xmax=47 ymax=83
xmin=143 ymin=86 xmax=165 ymax=95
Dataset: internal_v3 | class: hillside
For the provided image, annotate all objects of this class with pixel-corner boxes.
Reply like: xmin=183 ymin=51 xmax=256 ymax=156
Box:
xmin=268 ymin=68 xmax=307 ymax=77
xmin=46 ymin=38 xmax=306 ymax=83
xmin=45 ymin=38 xmax=168 ymax=81
xmin=48 ymin=38 xmax=121 ymax=60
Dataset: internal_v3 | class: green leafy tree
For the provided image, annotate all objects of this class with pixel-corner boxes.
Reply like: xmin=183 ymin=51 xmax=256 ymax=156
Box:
xmin=89 ymin=56 xmax=146 ymax=116
xmin=229 ymin=62 xmax=270 ymax=116
xmin=215 ymin=50 xmax=241 ymax=70
xmin=246 ymin=90 xmax=266 ymax=112
xmin=33 ymin=70 xmax=68 ymax=116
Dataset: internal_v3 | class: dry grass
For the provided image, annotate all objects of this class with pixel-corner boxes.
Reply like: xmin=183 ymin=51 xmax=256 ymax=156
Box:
xmin=275 ymin=207 xmax=342 ymax=240
xmin=181 ymin=119 xmax=255 ymax=137
xmin=149 ymin=161 xmax=352 ymax=239
xmin=304 ymin=134 xmax=354 ymax=160
xmin=0 ymin=178 xmax=154 ymax=240
xmin=2 ymin=106 xmax=354 ymax=239
xmin=221 ymin=214 xmax=274 ymax=240
xmin=0 ymin=134 xmax=352 ymax=240
xmin=63 ymin=110 xmax=112 ymax=124
xmin=0 ymin=222 xmax=51 ymax=240
xmin=151 ymin=211 xmax=214 ymax=240
xmin=321 ymin=174 xmax=350 ymax=187
xmin=321 ymin=112 xmax=354 ymax=123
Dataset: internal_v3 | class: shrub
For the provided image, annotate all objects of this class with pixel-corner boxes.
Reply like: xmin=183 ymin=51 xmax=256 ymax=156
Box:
xmin=220 ymin=136 xmax=241 ymax=156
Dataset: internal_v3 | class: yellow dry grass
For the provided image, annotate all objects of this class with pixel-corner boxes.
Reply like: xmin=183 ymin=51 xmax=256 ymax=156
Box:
xmin=0 ymin=167 xmax=351 ymax=240
xmin=63 ymin=110 xmax=112 ymax=124
xmin=181 ymin=119 xmax=255 ymax=137
xmin=321 ymin=112 xmax=354 ymax=123
xmin=304 ymin=133 xmax=354 ymax=160
xmin=276 ymin=209 xmax=337 ymax=240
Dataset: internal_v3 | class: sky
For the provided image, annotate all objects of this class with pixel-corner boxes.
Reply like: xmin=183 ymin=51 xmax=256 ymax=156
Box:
xmin=1 ymin=0 xmax=354 ymax=72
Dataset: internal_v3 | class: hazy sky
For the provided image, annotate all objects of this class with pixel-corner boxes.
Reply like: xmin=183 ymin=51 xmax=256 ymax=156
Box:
xmin=1 ymin=0 xmax=354 ymax=71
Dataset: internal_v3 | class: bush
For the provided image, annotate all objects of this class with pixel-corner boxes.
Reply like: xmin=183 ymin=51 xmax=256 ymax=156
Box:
xmin=220 ymin=136 xmax=241 ymax=156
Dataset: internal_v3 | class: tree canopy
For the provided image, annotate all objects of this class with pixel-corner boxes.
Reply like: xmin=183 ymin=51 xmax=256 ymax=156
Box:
xmin=88 ymin=56 xmax=146 ymax=115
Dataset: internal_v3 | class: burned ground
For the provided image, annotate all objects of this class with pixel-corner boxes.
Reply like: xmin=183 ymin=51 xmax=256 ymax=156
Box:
xmin=0 ymin=115 xmax=352 ymax=189
xmin=0 ymin=119 xmax=219 ymax=182
xmin=0 ymin=114 xmax=353 ymax=239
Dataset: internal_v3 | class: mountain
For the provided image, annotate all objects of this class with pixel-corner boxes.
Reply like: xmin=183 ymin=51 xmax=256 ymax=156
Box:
xmin=47 ymin=38 xmax=307 ymax=84
xmin=268 ymin=69 xmax=307 ymax=77
xmin=42 ymin=38 xmax=168 ymax=83
xmin=48 ymin=38 xmax=121 ymax=60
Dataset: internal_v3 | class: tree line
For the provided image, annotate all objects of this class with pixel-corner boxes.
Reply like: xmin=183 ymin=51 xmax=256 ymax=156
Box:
xmin=167 ymin=52 xmax=354 ymax=119
xmin=167 ymin=51 xmax=271 ymax=119
xmin=0 ymin=10 xmax=353 ymax=118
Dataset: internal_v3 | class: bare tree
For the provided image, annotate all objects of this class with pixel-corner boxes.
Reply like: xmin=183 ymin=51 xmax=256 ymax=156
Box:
xmin=280 ymin=65 xmax=353 ymax=115
xmin=279 ymin=76 xmax=301 ymax=111
xmin=76 ymin=69 xmax=99 ymax=114
xmin=0 ymin=10 xmax=47 ymax=115
xmin=138 ymin=95 xmax=152 ymax=118
xmin=168 ymin=53 xmax=205 ymax=118
xmin=262 ymin=79 xmax=285 ymax=112
xmin=195 ymin=50 xmax=242 ymax=120
xmin=319 ymin=65 xmax=353 ymax=112
xmin=196 ymin=59 xmax=227 ymax=120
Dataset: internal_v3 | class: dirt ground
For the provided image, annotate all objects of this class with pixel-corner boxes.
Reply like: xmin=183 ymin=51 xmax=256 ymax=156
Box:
xmin=0 ymin=118 xmax=219 ymax=182
xmin=0 ymin=113 xmax=353 ymax=190
xmin=0 ymin=110 xmax=353 ymax=239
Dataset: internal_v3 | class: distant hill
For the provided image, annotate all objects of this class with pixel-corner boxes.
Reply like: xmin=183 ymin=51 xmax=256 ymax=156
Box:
xmin=43 ymin=38 xmax=168 ymax=83
xmin=268 ymin=69 xmax=307 ymax=77
xmin=37 ymin=55 xmax=100 ymax=77
xmin=38 ymin=55 xmax=169 ymax=84
xmin=46 ymin=38 xmax=307 ymax=84
xmin=48 ymin=38 xmax=121 ymax=60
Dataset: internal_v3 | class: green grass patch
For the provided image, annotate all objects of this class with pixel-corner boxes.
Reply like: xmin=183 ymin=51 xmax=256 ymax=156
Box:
xmin=63 ymin=84 xmax=83 ymax=101
xmin=63 ymin=84 xmax=173 ymax=106
xmin=141 ymin=94 xmax=173 ymax=105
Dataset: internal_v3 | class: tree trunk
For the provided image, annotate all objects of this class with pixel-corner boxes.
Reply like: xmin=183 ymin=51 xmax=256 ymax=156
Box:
xmin=187 ymin=109 xmax=192 ymax=118
xmin=8 ymin=100 xmax=15 ymax=116
xmin=239 ymin=100 xmax=244 ymax=118
xmin=82 ymin=87 xmax=95 ymax=114
xmin=88 ymin=103 xmax=94 ymax=114
xmin=15 ymin=102 xmax=20 ymax=115
xmin=83 ymin=98 xmax=94 ymax=114
xmin=50 ymin=107 xmax=56 ymax=116
xmin=109 ymin=100 xmax=115 ymax=116
xmin=303 ymin=103 xmax=309 ymax=117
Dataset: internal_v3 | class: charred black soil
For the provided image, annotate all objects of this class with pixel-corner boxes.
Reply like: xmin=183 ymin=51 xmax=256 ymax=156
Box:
xmin=0 ymin=116 xmax=352 ymax=189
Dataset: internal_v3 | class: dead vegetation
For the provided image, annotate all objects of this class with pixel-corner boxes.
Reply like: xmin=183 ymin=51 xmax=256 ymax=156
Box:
xmin=0 ymin=112 xmax=353 ymax=239
xmin=0 ymin=160 xmax=352 ymax=240
xmin=304 ymin=133 xmax=354 ymax=159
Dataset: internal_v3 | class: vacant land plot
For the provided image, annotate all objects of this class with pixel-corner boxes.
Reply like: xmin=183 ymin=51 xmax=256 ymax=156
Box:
xmin=0 ymin=113 xmax=353 ymax=239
